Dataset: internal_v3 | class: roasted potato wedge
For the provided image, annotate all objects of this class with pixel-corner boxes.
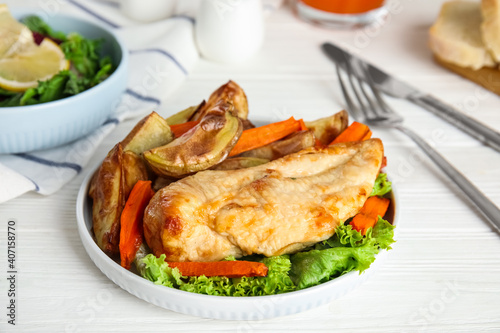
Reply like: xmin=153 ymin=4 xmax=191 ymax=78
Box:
xmin=89 ymin=145 xmax=149 ymax=255
xmin=211 ymin=157 xmax=269 ymax=170
xmin=304 ymin=110 xmax=348 ymax=145
xmin=241 ymin=118 xmax=256 ymax=130
xmin=122 ymin=150 xmax=149 ymax=195
xmin=191 ymin=81 xmax=249 ymax=121
xmin=121 ymin=111 xmax=174 ymax=154
xmin=144 ymin=102 xmax=243 ymax=178
xmin=166 ymin=102 xmax=204 ymax=126
xmin=90 ymin=144 xmax=124 ymax=255
xmin=239 ymin=130 xmax=315 ymax=160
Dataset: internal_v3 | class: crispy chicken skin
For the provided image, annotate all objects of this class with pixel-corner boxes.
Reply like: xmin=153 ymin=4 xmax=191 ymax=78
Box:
xmin=144 ymin=139 xmax=384 ymax=262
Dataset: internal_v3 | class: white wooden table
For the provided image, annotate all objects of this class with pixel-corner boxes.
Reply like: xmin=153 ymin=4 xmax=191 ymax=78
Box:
xmin=1 ymin=0 xmax=500 ymax=331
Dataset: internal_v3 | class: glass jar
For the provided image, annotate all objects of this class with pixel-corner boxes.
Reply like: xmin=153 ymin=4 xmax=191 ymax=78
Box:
xmin=295 ymin=0 xmax=387 ymax=29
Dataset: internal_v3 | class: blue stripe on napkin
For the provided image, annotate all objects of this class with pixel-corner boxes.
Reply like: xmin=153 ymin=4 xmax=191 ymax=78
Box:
xmin=15 ymin=153 xmax=83 ymax=173
xmin=125 ymin=89 xmax=161 ymax=104
xmin=103 ymin=118 xmax=120 ymax=126
xmin=24 ymin=176 xmax=40 ymax=192
xmin=67 ymin=0 xmax=121 ymax=28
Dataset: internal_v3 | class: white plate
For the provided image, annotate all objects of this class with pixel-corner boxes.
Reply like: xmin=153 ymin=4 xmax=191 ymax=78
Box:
xmin=76 ymin=161 xmax=399 ymax=320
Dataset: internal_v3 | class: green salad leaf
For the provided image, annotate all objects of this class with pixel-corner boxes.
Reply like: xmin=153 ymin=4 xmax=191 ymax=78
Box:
xmin=22 ymin=15 xmax=67 ymax=42
xmin=139 ymin=218 xmax=395 ymax=296
xmin=0 ymin=88 xmax=22 ymax=107
xmin=370 ymin=173 xmax=392 ymax=197
xmin=140 ymin=254 xmax=296 ymax=296
xmin=60 ymin=32 xmax=109 ymax=79
xmin=289 ymin=218 xmax=395 ymax=290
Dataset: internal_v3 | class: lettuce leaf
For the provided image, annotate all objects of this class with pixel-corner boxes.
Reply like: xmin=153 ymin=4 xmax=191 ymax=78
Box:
xmin=22 ymin=15 xmax=67 ymax=42
xmin=140 ymin=255 xmax=296 ymax=296
xmin=370 ymin=173 xmax=392 ymax=197
xmin=139 ymin=219 xmax=395 ymax=295
xmin=289 ymin=218 xmax=395 ymax=290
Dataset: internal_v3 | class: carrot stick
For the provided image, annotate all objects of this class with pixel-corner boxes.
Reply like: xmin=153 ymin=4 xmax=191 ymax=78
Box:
xmin=119 ymin=180 xmax=155 ymax=270
xmin=167 ymin=261 xmax=268 ymax=278
xmin=361 ymin=128 xmax=373 ymax=141
xmin=350 ymin=196 xmax=390 ymax=235
xmin=314 ymin=137 xmax=324 ymax=148
xmin=298 ymin=119 xmax=308 ymax=131
xmin=330 ymin=121 xmax=372 ymax=144
xmin=229 ymin=117 xmax=302 ymax=157
xmin=170 ymin=120 xmax=200 ymax=138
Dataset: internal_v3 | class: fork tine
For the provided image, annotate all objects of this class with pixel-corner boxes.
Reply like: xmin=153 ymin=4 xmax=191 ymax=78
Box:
xmin=360 ymin=66 xmax=403 ymax=122
xmin=352 ymin=72 xmax=382 ymax=118
xmin=343 ymin=61 xmax=384 ymax=122
xmin=335 ymin=64 xmax=364 ymax=122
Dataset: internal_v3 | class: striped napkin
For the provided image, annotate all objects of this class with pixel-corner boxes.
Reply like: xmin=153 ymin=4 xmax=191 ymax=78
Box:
xmin=0 ymin=0 xmax=199 ymax=203
xmin=0 ymin=0 xmax=284 ymax=203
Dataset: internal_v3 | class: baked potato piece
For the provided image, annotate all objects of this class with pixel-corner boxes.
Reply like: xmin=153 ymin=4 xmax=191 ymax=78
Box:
xmin=166 ymin=102 xmax=204 ymax=126
xmin=121 ymin=111 xmax=174 ymax=154
xmin=239 ymin=130 xmax=315 ymax=160
xmin=89 ymin=145 xmax=149 ymax=255
xmin=191 ymin=81 xmax=249 ymax=121
xmin=144 ymin=102 xmax=243 ymax=178
xmin=240 ymin=118 xmax=256 ymax=130
xmin=211 ymin=157 xmax=269 ymax=170
xmin=122 ymin=150 xmax=149 ymax=195
xmin=304 ymin=110 xmax=348 ymax=145
xmin=90 ymin=144 xmax=124 ymax=255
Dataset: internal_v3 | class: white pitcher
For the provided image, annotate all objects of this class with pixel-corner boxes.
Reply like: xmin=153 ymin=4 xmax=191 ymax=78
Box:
xmin=195 ymin=0 xmax=264 ymax=64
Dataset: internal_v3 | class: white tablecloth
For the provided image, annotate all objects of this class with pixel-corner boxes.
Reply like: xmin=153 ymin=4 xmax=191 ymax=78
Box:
xmin=1 ymin=0 xmax=500 ymax=331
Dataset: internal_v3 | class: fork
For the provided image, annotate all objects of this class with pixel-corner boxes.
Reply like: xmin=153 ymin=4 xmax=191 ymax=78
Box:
xmin=336 ymin=63 xmax=500 ymax=234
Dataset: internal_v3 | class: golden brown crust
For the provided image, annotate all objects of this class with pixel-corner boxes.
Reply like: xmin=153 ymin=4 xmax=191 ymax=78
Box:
xmin=90 ymin=147 xmax=149 ymax=256
xmin=144 ymin=139 xmax=384 ymax=262
xmin=90 ymin=143 xmax=124 ymax=255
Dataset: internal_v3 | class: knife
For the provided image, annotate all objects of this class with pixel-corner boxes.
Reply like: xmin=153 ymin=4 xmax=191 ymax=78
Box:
xmin=322 ymin=42 xmax=500 ymax=152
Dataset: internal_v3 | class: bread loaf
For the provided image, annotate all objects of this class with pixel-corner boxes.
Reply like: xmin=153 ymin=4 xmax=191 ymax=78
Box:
xmin=429 ymin=1 xmax=495 ymax=70
xmin=481 ymin=0 xmax=500 ymax=61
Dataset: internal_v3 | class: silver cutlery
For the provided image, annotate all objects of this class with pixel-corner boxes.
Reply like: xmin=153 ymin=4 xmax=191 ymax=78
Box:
xmin=335 ymin=61 xmax=500 ymax=234
xmin=322 ymin=42 xmax=500 ymax=153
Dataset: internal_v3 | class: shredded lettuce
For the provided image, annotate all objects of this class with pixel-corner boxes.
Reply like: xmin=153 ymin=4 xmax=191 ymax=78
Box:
xmin=289 ymin=218 xmax=395 ymax=290
xmin=370 ymin=173 xmax=392 ymax=197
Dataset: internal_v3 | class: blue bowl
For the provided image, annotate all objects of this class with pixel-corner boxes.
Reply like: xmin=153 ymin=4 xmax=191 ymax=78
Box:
xmin=0 ymin=11 xmax=128 ymax=154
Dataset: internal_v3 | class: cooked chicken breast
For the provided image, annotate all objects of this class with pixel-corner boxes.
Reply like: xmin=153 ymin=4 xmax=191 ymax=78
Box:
xmin=144 ymin=139 xmax=384 ymax=262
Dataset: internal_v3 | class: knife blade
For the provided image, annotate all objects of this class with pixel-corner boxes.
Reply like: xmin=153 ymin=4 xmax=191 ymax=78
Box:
xmin=322 ymin=42 xmax=500 ymax=152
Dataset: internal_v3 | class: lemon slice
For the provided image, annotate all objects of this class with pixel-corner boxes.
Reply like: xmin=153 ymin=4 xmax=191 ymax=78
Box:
xmin=0 ymin=4 xmax=34 ymax=58
xmin=0 ymin=5 xmax=69 ymax=92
